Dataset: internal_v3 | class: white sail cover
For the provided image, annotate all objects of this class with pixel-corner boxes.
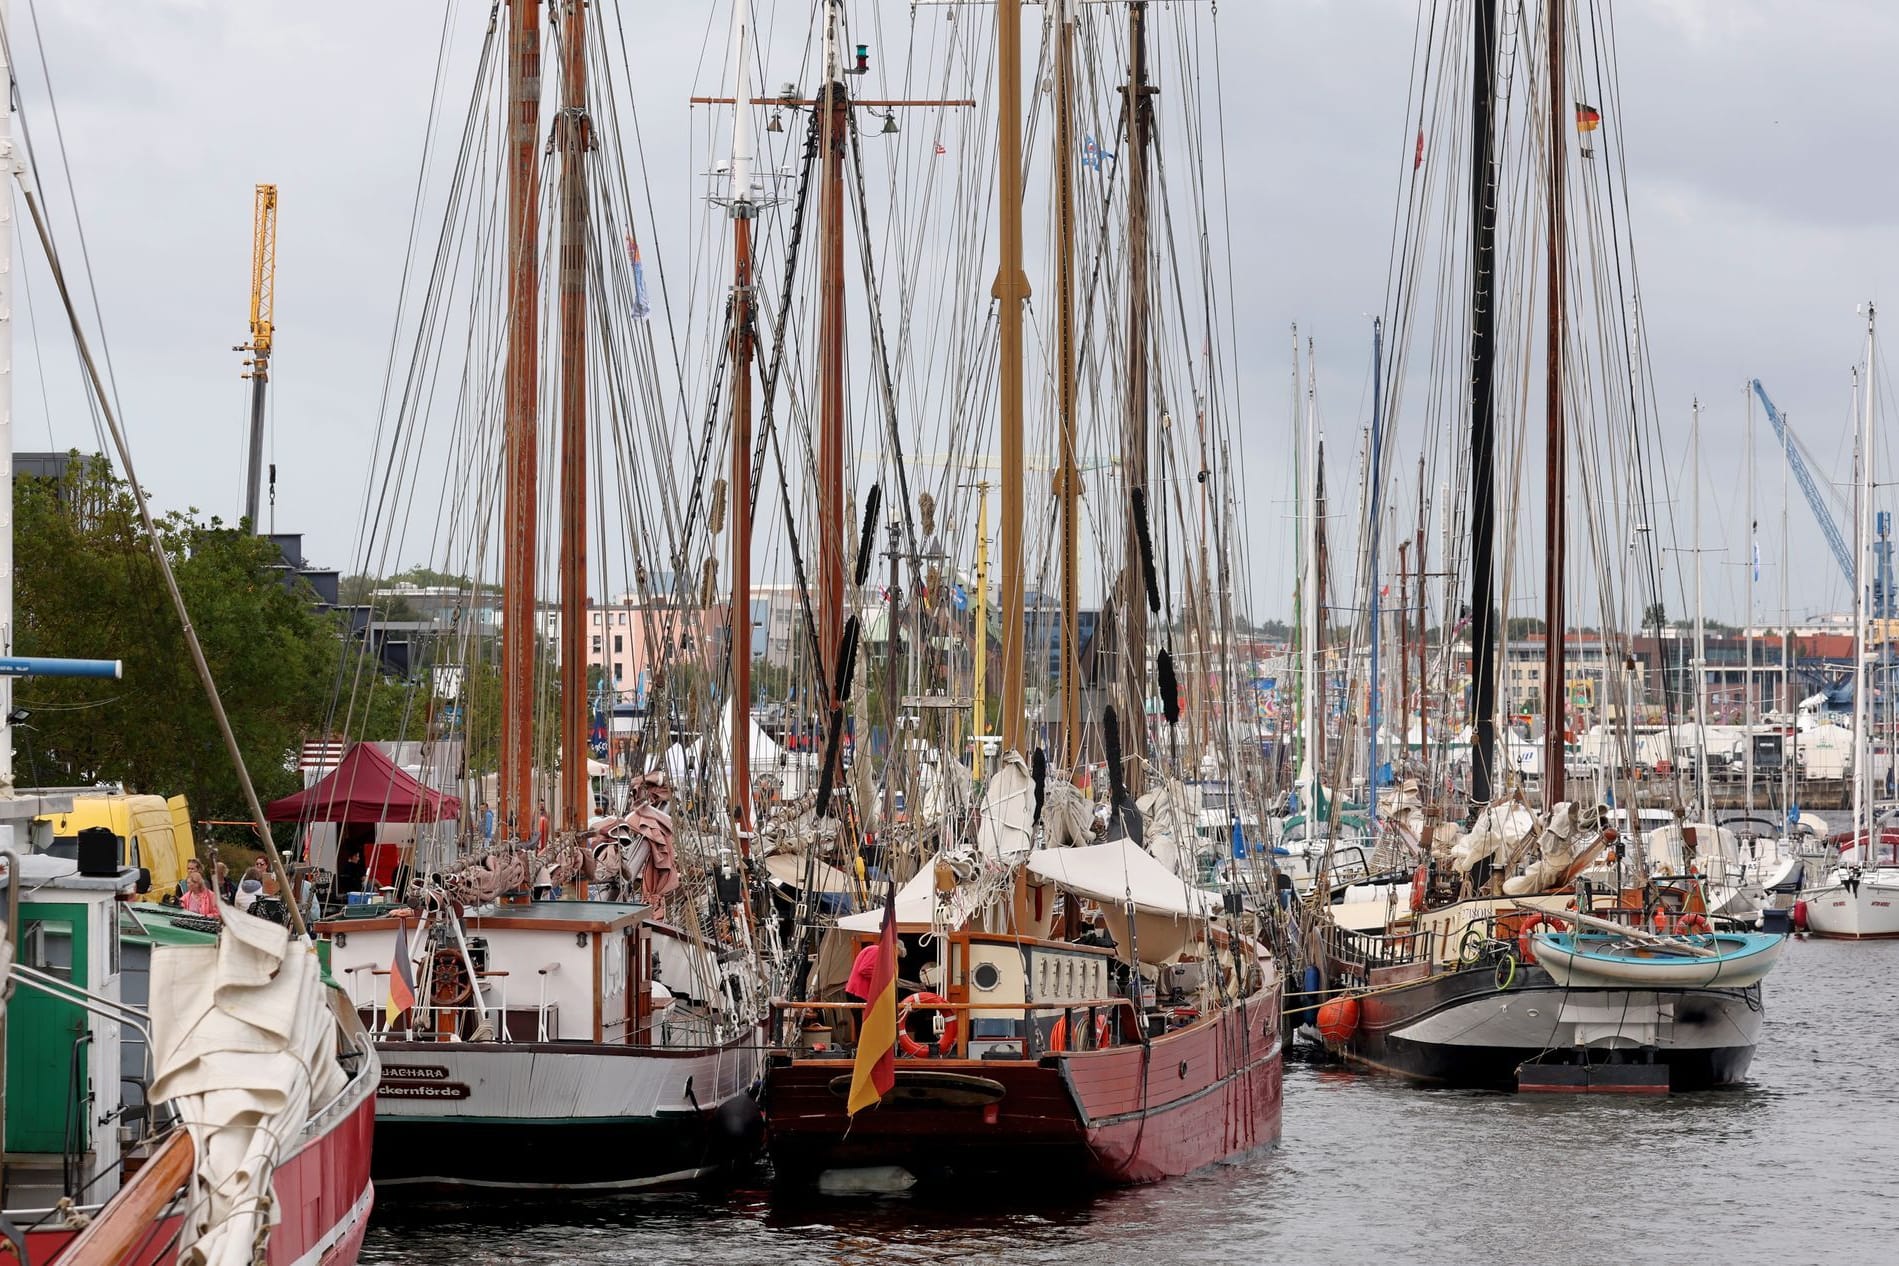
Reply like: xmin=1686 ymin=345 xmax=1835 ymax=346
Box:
xmin=975 ymin=751 xmax=1037 ymax=859
xmin=149 ymin=904 xmax=346 ymax=1266
xmin=1025 ymin=838 xmax=1211 ymax=918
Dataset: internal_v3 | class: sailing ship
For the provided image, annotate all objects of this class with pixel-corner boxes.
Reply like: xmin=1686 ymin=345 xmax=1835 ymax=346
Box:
xmin=752 ymin=0 xmax=1281 ymax=1188
xmin=1306 ymin=0 xmax=1785 ymax=1092
xmin=303 ymin=0 xmax=761 ymax=1190
xmin=0 ymin=13 xmax=377 ymax=1260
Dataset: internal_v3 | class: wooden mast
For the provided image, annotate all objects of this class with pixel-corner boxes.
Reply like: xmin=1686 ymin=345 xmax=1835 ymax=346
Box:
xmin=501 ymin=0 xmax=543 ymax=838
xmin=727 ymin=1 xmax=758 ymax=836
xmin=1541 ymin=0 xmax=1568 ymax=808
xmin=1054 ymin=0 xmax=1082 ymax=768
xmin=817 ymin=2 xmax=849 ymax=720
xmin=1119 ymin=0 xmax=1154 ymax=793
xmin=995 ymin=0 xmax=1030 ymax=754
xmin=556 ymin=0 xmax=591 ymax=833
xmin=1467 ymin=0 xmax=1502 ymax=812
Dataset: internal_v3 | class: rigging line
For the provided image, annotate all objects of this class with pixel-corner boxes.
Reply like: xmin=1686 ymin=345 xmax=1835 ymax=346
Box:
xmin=845 ymin=108 xmax=923 ymax=582
xmin=747 ymin=106 xmax=822 ymax=520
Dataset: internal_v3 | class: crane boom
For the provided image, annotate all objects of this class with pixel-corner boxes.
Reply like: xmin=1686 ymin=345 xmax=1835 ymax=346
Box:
xmin=1751 ymin=378 xmax=1854 ymax=586
xmin=238 ymin=184 xmax=277 ymax=531
xmin=248 ymin=184 xmax=277 ymax=358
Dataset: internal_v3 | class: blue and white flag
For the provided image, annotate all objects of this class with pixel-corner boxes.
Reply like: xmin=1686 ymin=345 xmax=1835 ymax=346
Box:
xmin=952 ymin=584 xmax=968 ymax=612
xmin=1082 ymin=134 xmax=1116 ymax=171
xmin=1752 ymin=536 xmax=1761 ymax=583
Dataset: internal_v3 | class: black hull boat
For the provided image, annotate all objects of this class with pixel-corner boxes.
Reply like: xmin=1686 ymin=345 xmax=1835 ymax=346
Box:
xmin=1338 ymin=963 xmax=1760 ymax=1091
xmin=1315 ymin=916 xmax=1764 ymax=1092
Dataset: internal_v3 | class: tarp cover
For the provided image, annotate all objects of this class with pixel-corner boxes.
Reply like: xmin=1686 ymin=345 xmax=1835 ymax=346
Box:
xmin=1025 ymin=838 xmax=1211 ymax=918
xmin=266 ymin=741 xmax=461 ymax=824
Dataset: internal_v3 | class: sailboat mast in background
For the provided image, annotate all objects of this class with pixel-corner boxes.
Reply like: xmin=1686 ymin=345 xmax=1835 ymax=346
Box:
xmin=500 ymin=0 xmax=544 ymax=838
xmin=725 ymin=0 xmax=759 ymax=836
xmin=556 ymin=0 xmax=592 ymax=832
xmin=1542 ymin=0 xmax=1568 ymax=807
xmin=1053 ymin=0 xmax=1082 ymax=769
xmin=994 ymin=0 xmax=1029 ymax=753
xmin=1120 ymin=0 xmax=1154 ymax=794
xmin=1467 ymin=0 xmax=1502 ymax=812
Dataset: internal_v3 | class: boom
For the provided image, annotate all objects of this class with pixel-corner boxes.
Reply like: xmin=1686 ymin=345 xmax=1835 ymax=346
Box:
xmin=1750 ymin=378 xmax=1853 ymax=585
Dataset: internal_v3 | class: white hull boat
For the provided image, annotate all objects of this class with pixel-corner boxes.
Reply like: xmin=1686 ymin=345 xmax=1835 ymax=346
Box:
xmin=1802 ymin=866 xmax=1899 ymax=939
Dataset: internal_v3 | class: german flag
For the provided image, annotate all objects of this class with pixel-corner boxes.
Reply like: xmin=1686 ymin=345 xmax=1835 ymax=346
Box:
xmin=386 ymin=915 xmax=417 ymax=1027
xmin=846 ymin=880 xmax=899 ymax=1115
xmin=1575 ymin=104 xmax=1602 ymax=132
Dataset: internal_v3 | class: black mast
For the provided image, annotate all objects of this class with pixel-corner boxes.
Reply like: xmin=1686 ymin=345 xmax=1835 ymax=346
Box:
xmin=1468 ymin=0 xmax=1501 ymax=810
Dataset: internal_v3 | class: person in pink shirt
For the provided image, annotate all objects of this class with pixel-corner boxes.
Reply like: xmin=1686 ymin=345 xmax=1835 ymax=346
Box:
xmin=180 ymin=871 xmax=219 ymax=919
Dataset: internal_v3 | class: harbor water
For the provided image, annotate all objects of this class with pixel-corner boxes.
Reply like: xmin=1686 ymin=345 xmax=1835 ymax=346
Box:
xmin=363 ymin=938 xmax=1894 ymax=1265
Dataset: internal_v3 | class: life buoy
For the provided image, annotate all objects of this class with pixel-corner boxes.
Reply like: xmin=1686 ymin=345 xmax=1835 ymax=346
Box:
xmin=1517 ymin=913 xmax=1569 ymax=964
xmin=1048 ymin=1012 xmax=1112 ymax=1052
xmin=1676 ymin=912 xmax=1712 ymax=935
xmin=1410 ymin=863 xmax=1428 ymax=913
xmin=896 ymin=991 xmax=959 ymax=1057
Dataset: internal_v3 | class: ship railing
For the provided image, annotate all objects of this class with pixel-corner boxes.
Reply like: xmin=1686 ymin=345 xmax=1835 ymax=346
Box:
xmin=1320 ymin=922 xmax=1435 ymax=987
xmin=347 ymin=964 xmax=551 ymax=1042
xmin=770 ymin=995 xmax=1145 ymax=1059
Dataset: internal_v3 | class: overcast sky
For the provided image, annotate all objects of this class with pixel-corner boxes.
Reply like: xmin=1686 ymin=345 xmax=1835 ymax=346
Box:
xmin=11 ymin=0 xmax=1899 ymax=630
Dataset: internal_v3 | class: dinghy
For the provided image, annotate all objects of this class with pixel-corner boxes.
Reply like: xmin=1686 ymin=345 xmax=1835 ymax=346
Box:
xmin=1529 ymin=930 xmax=1785 ymax=990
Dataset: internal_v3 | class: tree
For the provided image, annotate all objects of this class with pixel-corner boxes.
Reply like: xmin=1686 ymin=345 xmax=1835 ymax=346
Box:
xmin=1642 ymin=602 xmax=1667 ymax=631
xmin=12 ymin=457 xmax=408 ymax=823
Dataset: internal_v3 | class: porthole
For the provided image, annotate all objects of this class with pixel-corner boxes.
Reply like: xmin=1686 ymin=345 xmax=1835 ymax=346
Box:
xmin=972 ymin=962 xmax=1003 ymax=992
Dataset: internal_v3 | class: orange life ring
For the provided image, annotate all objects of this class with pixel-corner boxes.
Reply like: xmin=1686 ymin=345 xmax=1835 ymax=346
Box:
xmin=895 ymin=991 xmax=959 ymax=1057
xmin=1048 ymin=1012 xmax=1112 ymax=1052
xmin=1517 ymin=913 xmax=1569 ymax=964
xmin=1676 ymin=912 xmax=1712 ymax=935
xmin=1410 ymin=863 xmax=1428 ymax=913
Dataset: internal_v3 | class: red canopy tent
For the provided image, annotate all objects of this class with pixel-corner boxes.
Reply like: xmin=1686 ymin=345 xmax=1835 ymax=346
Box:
xmin=266 ymin=741 xmax=462 ymax=824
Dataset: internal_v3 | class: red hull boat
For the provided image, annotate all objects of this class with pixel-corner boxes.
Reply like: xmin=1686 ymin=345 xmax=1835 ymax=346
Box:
xmin=765 ymin=918 xmax=1282 ymax=1187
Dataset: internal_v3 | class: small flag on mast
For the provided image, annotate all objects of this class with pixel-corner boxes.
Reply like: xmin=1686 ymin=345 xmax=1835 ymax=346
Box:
xmin=386 ymin=917 xmax=417 ymax=1027
xmin=1414 ymin=128 xmax=1425 ymax=171
xmin=1575 ymin=103 xmax=1602 ymax=132
xmin=934 ymin=140 xmax=946 ymax=156
xmin=1081 ymin=134 xmax=1116 ymax=171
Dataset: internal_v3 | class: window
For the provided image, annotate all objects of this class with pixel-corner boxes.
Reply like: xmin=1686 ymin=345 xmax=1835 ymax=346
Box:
xmin=617 ymin=612 xmax=627 ymax=626
xmin=593 ymin=612 xmax=602 ymax=626
xmin=591 ymin=635 xmax=602 ymax=654
xmin=613 ymin=663 xmax=624 ymax=680
xmin=613 ymin=635 xmax=623 ymax=654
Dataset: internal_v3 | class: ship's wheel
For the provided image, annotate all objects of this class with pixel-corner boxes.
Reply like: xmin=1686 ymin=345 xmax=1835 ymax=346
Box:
xmin=429 ymin=948 xmax=473 ymax=1007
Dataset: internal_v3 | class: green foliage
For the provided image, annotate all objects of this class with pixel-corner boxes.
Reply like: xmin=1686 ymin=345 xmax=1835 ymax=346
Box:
xmin=12 ymin=456 xmax=410 ymax=823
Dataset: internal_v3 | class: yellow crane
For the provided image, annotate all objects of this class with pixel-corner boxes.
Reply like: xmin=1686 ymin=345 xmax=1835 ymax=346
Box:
xmin=236 ymin=183 xmax=277 ymax=531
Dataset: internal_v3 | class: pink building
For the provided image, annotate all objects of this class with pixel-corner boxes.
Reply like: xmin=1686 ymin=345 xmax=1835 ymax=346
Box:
xmin=541 ymin=598 xmax=730 ymax=704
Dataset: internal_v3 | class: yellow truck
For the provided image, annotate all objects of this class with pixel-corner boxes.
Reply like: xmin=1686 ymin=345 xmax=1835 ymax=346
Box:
xmin=36 ymin=792 xmax=198 ymax=898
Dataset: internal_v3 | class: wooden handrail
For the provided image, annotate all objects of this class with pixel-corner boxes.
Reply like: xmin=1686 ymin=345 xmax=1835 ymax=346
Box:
xmin=58 ymin=1129 xmax=193 ymax=1264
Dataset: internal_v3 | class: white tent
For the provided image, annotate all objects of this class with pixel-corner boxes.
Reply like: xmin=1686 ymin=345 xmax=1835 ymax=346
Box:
xmin=1026 ymin=839 xmax=1214 ymax=964
xmin=835 ymin=862 xmax=940 ymax=932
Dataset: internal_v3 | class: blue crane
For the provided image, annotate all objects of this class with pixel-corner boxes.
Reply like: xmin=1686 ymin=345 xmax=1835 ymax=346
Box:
xmin=1751 ymin=378 xmax=1894 ymax=617
xmin=1751 ymin=379 xmax=1855 ymax=585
